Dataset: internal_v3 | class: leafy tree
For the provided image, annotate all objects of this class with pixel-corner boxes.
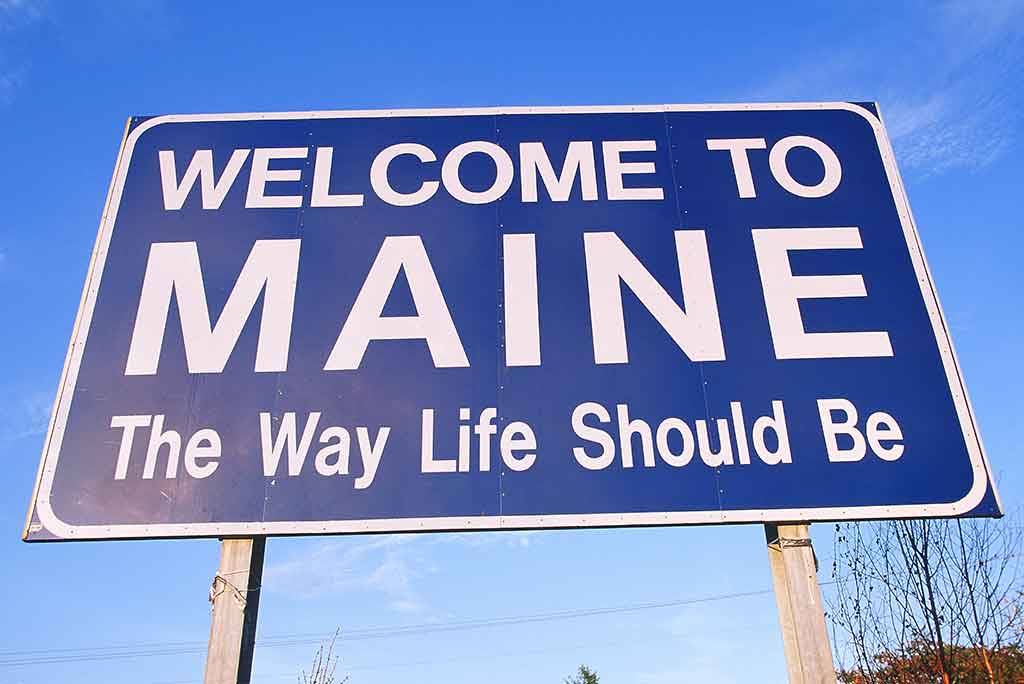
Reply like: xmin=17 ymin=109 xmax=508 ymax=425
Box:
xmin=565 ymin=664 xmax=599 ymax=684
xmin=837 ymin=640 xmax=1024 ymax=684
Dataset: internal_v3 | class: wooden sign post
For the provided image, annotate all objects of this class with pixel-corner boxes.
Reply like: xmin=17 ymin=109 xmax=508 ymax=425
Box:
xmin=204 ymin=537 xmax=266 ymax=684
xmin=765 ymin=523 xmax=836 ymax=684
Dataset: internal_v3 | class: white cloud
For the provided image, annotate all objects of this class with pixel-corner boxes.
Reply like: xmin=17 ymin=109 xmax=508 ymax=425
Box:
xmin=747 ymin=0 xmax=1024 ymax=176
xmin=634 ymin=605 xmax=783 ymax=684
xmin=0 ymin=0 xmax=45 ymax=29
xmin=0 ymin=385 xmax=53 ymax=444
xmin=939 ymin=0 xmax=1024 ymax=49
xmin=886 ymin=94 xmax=1012 ymax=174
xmin=0 ymin=67 xmax=22 ymax=105
xmin=389 ymin=598 xmax=425 ymax=614
xmin=0 ymin=0 xmax=44 ymax=105
xmin=264 ymin=530 xmax=537 ymax=616
xmin=444 ymin=529 xmax=537 ymax=550
xmin=265 ymin=535 xmax=422 ymax=602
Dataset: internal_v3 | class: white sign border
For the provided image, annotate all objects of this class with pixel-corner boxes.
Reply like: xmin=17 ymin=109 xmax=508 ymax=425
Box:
xmin=24 ymin=102 xmax=1001 ymax=541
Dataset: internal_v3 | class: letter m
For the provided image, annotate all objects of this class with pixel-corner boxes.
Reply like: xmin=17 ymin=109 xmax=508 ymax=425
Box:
xmin=125 ymin=239 xmax=301 ymax=375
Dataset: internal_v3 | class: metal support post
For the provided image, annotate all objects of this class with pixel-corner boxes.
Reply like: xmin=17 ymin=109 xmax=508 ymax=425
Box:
xmin=765 ymin=523 xmax=836 ymax=684
xmin=204 ymin=537 xmax=266 ymax=684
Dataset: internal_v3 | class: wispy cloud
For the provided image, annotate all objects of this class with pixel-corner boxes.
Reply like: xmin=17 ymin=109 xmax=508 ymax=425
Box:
xmin=635 ymin=605 xmax=778 ymax=684
xmin=0 ymin=0 xmax=45 ymax=105
xmin=0 ymin=385 xmax=53 ymax=444
xmin=748 ymin=0 xmax=1024 ymax=176
xmin=939 ymin=0 xmax=1024 ymax=49
xmin=0 ymin=66 xmax=23 ymax=105
xmin=443 ymin=530 xmax=536 ymax=549
xmin=0 ymin=0 xmax=46 ymax=29
xmin=265 ymin=535 xmax=425 ymax=612
xmin=265 ymin=531 xmax=536 ymax=615
xmin=883 ymin=0 xmax=1022 ymax=174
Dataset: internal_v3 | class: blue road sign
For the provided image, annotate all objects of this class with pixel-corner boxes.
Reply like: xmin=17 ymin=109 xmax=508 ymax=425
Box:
xmin=24 ymin=103 xmax=1001 ymax=541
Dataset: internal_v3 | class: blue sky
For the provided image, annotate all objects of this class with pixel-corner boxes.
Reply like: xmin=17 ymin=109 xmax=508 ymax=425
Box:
xmin=1 ymin=1 xmax=1022 ymax=683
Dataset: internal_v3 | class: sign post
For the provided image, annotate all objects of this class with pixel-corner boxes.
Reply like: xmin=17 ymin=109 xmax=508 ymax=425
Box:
xmin=204 ymin=537 xmax=265 ymax=684
xmin=766 ymin=524 xmax=835 ymax=684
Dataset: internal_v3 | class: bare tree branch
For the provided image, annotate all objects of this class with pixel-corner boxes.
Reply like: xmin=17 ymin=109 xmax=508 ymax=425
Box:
xmin=829 ymin=516 xmax=1024 ymax=683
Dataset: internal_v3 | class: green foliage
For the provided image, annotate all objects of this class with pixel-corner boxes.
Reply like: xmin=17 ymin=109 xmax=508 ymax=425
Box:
xmin=565 ymin=664 xmax=599 ymax=684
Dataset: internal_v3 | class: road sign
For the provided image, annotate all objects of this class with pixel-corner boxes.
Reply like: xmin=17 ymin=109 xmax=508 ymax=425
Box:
xmin=24 ymin=103 xmax=1001 ymax=541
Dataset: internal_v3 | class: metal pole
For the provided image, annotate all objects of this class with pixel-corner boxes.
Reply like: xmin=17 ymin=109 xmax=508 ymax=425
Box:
xmin=204 ymin=537 xmax=266 ymax=684
xmin=765 ymin=523 xmax=836 ymax=684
